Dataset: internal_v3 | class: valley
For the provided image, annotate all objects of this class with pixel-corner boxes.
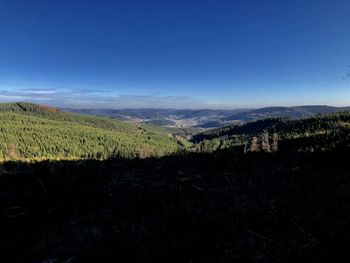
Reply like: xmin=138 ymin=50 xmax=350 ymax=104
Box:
xmin=66 ymin=105 xmax=350 ymax=128
xmin=1 ymin=102 xmax=350 ymax=262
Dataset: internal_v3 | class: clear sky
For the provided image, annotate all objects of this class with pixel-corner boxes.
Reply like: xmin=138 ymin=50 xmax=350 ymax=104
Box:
xmin=0 ymin=0 xmax=350 ymax=108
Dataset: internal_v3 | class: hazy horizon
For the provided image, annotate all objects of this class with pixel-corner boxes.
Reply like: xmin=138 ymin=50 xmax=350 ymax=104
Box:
xmin=1 ymin=99 xmax=350 ymax=111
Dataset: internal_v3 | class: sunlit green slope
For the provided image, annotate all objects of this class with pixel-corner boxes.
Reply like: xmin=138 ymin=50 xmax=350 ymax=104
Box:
xmin=0 ymin=102 xmax=180 ymax=160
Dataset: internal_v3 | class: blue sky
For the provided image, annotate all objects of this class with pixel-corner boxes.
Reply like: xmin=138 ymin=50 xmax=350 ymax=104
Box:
xmin=0 ymin=0 xmax=350 ymax=108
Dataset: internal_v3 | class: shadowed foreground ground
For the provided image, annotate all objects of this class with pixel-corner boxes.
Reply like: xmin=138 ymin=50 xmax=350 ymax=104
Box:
xmin=1 ymin=151 xmax=350 ymax=262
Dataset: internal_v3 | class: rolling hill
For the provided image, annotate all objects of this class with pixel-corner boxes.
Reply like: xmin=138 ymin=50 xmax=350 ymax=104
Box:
xmin=223 ymin=105 xmax=350 ymax=122
xmin=65 ymin=105 xmax=350 ymax=128
xmin=0 ymin=102 xmax=182 ymax=161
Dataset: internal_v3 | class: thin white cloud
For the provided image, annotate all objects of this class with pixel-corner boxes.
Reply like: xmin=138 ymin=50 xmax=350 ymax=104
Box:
xmin=0 ymin=94 xmax=28 ymax=100
xmin=25 ymin=90 xmax=57 ymax=95
xmin=0 ymin=88 xmax=220 ymax=109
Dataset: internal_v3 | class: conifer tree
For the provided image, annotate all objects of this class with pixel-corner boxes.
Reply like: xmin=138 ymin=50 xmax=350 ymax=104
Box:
xmin=272 ymin=132 xmax=279 ymax=152
xmin=261 ymin=130 xmax=271 ymax=152
xmin=249 ymin=136 xmax=260 ymax=152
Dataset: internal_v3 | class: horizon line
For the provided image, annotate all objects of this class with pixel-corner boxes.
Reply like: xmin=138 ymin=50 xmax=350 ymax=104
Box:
xmin=2 ymin=101 xmax=350 ymax=111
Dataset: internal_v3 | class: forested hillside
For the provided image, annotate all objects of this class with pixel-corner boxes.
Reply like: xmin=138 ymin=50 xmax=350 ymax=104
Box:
xmin=192 ymin=112 xmax=350 ymax=153
xmin=0 ymin=103 xmax=181 ymax=160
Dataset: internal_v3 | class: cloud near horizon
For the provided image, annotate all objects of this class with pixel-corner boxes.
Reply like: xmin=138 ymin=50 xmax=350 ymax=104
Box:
xmin=0 ymin=88 xmax=222 ymax=109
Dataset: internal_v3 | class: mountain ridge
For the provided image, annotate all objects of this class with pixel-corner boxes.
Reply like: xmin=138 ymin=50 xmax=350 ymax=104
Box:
xmin=63 ymin=104 xmax=350 ymax=128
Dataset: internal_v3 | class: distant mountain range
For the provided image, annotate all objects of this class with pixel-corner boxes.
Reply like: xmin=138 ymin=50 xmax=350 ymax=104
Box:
xmin=64 ymin=105 xmax=350 ymax=128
